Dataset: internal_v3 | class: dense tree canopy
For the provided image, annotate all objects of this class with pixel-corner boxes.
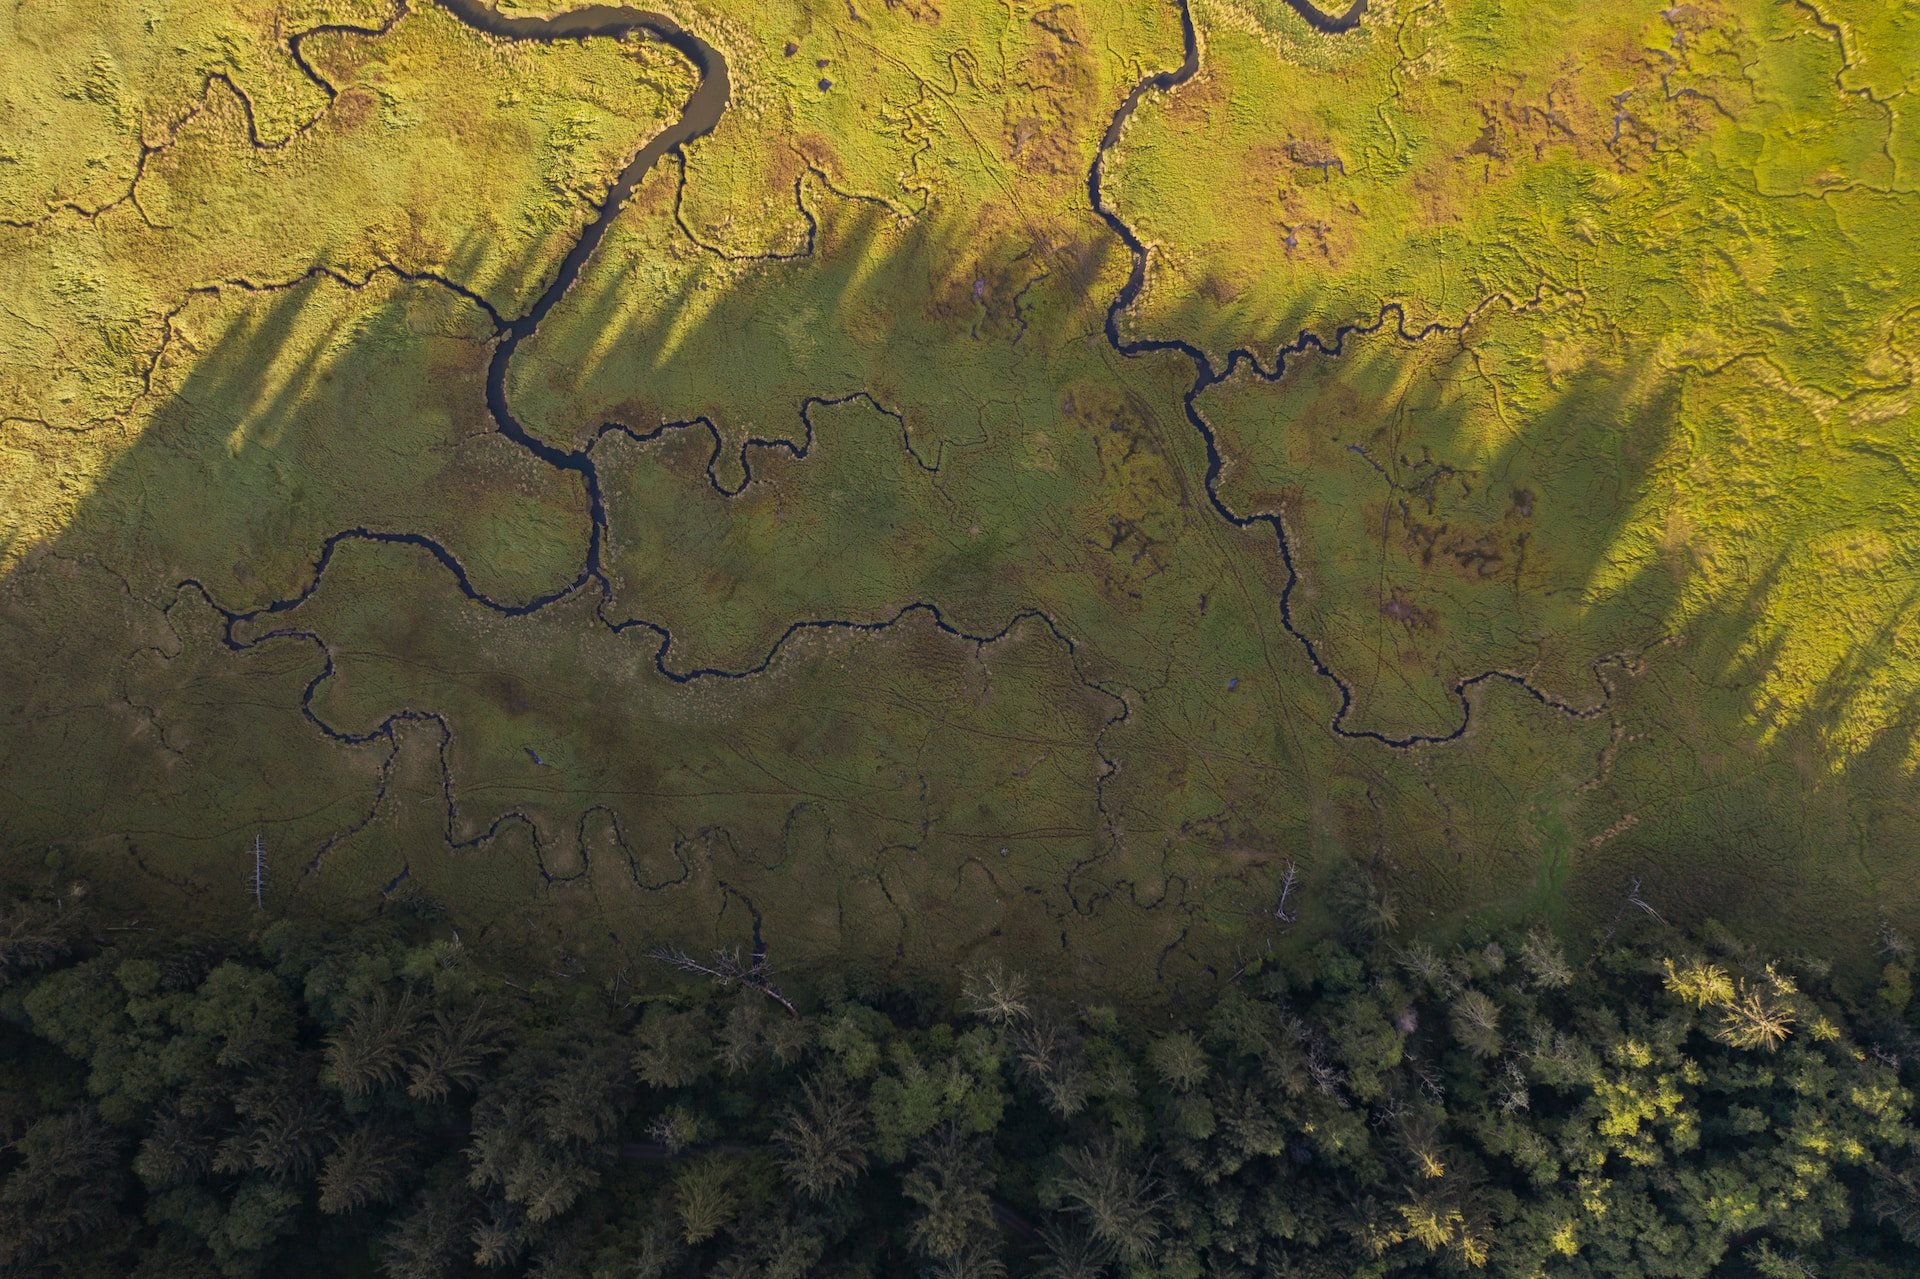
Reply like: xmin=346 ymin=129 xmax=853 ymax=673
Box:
xmin=2 ymin=877 xmax=1918 ymax=1278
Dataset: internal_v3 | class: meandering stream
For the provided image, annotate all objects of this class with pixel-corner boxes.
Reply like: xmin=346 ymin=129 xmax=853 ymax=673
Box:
xmin=207 ymin=0 xmax=1601 ymax=772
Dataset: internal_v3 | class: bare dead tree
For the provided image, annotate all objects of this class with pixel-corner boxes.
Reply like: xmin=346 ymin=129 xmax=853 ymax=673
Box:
xmin=1306 ymin=1044 xmax=1346 ymax=1098
xmin=1369 ymin=1094 xmax=1407 ymax=1131
xmin=1626 ymin=879 xmax=1665 ymax=924
xmin=1274 ymin=863 xmax=1300 ymax=925
xmin=960 ymin=963 xmax=1032 ymax=1026
xmin=1496 ymin=1061 xmax=1531 ymax=1115
xmin=1600 ymin=876 xmax=1664 ymax=945
xmin=1404 ymin=1050 xmax=1446 ymax=1104
xmin=647 ymin=944 xmax=798 ymax=1017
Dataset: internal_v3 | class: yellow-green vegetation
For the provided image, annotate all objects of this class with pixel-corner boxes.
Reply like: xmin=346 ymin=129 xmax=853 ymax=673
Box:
xmin=0 ymin=0 xmax=693 ymax=440
xmin=1 ymin=0 xmax=1916 ymax=988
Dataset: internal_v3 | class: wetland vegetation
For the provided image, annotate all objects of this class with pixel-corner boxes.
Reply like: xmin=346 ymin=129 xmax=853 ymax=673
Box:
xmin=3 ymin=7 xmax=1919 ymax=1265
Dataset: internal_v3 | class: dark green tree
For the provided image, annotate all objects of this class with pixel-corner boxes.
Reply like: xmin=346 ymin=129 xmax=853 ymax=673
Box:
xmin=902 ymin=1126 xmax=996 ymax=1262
xmin=1053 ymin=1135 xmax=1164 ymax=1265
xmin=405 ymin=1001 xmax=507 ymax=1103
xmin=323 ymin=986 xmax=424 ymax=1099
xmin=318 ymin=1123 xmax=410 ymax=1215
xmin=0 ymin=1107 xmax=128 ymax=1273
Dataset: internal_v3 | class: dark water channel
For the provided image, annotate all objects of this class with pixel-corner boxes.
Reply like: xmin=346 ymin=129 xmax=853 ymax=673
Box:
xmin=429 ymin=0 xmax=731 ymax=580
xmin=234 ymin=0 xmax=1569 ymax=761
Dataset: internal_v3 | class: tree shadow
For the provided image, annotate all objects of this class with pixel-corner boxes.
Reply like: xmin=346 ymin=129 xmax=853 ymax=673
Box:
xmin=0 ymin=3 xmax=1182 ymax=990
xmin=1165 ymin=257 xmax=1920 ymax=964
xmin=1 ymin=0 xmax=1915 ymax=990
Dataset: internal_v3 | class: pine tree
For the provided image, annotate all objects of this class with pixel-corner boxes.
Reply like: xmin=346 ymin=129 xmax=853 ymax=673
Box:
xmin=1517 ymin=929 xmax=1574 ymax=990
xmin=1054 ymin=1135 xmax=1165 ymax=1265
xmin=469 ymin=1200 xmax=529 ymax=1268
xmin=133 ymin=1087 xmax=225 ymax=1189
xmin=1014 ymin=1012 xmax=1090 ymax=1118
xmin=1395 ymin=1187 xmax=1492 ymax=1269
xmin=519 ymin=1158 xmax=597 ymax=1225
xmin=6 ymin=887 xmax=1920 ymax=1279
xmin=902 ymin=1127 xmax=995 ymax=1260
xmin=1396 ymin=941 xmax=1453 ymax=994
xmin=206 ymin=1176 xmax=302 ymax=1269
xmin=1868 ymin=1157 xmax=1920 ymax=1247
xmin=464 ymin=1094 xmax=534 ymax=1194
xmin=380 ymin=1176 xmax=476 ymax=1279
xmin=1147 ymin=1031 xmax=1209 ymax=1092
xmin=0 ymin=1107 xmax=127 ymax=1272
xmin=1034 ymin=1223 xmax=1115 ymax=1279
xmin=674 ymin=1152 xmax=742 ymax=1245
xmin=324 ymin=985 xmax=424 ymax=1098
xmin=923 ymin=1237 xmax=1009 ymax=1279
xmin=126 ymin=1234 xmax=226 ymax=1279
xmin=703 ymin=1207 xmax=826 ymax=1279
xmin=187 ymin=961 xmax=296 ymax=1069
xmin=1713 ymin=981 xmax=1796 ymax=1052
xmin=1450 ymin=989 xmax=1503 ymax=1060
xmin=1663 ymin=958 xmax=1736 ymax=1009
xmin=774 ymin=1073 xmax=869 ymax=1198
xmin=716 ymin=995 xmax=768 ymax=1073
xmin=961 ymin=963 xmax=1032 ymax=1026
xmin=624 ymin=1221 xmax=687 ymax=1279
xmin=217 ymin=1061 xmax=336 ymax=1179
xmin=632 ymin=1004 xmax=717 ymax=1088
xmin=538 ymin=1032 xmax=632 ymax=1146
xmin=406 ymin=1001 xmax=507 ymax=1102
xmin=0 ymin=892 xmax=85 ymax=988
xmin=319 ymin=1123 xmax=409 ymax=1214
xmin=647 ymin=1104 xmax=703 ymax=1155
xmin=524 ymin=1226 xmax=593 ymax=1279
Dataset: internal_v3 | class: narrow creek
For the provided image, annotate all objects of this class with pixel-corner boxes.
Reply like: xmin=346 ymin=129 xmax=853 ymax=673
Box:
xmin=217 ymin=0 xmax=1596 ymax=765
xmin=1091 ymin=0 xmax=1606 ymax=748
xmin=433 ymin=0 xmax=730 ymax=580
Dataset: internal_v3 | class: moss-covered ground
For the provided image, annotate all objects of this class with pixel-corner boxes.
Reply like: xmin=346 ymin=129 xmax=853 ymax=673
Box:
xmin=2 ymin=0 xmax=1916 ymax=991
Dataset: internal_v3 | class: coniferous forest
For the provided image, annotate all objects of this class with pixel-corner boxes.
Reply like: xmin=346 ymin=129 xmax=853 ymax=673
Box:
xmin=4 ymin=876 xmax=1920 ymax=1279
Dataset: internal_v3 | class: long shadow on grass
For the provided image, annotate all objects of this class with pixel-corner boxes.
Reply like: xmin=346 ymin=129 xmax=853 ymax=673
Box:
xmin=3 ymin=0 xmax=1915 ymax=977
xmin=0 ymin=123 xmax=1154 ymax=980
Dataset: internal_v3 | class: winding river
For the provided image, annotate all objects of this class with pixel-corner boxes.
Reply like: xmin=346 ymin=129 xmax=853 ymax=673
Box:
xmin=207 ymin=0 xmax=1602 ymax=782
xmin=434 ymin=0 xmax=731 ymax=581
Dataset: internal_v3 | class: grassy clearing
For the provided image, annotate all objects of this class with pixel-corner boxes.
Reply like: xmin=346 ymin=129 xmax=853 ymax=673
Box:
xmin=0 ymin=0 xmax=1915 ymax=987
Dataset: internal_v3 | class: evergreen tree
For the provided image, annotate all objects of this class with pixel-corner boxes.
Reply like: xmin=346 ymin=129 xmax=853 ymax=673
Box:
xmin=1146 ymin=1031 xmax=1209 ymax=1093
xmin=405 ymin=1001 xmax=507 ymax=1103
xmin=214 ymin=1059 xmax=336 ymax=1180
xmin=318 ymin=1123 xmax=410 ymax=1215
xmin=774 ymin=1073 xmax=869 ymax=1198
xmin=1 ymin=879 xmax=1918 ymax=1278
xmin=673 ymin=1152 xmax=743 ymax=1245
xmin=902 ymin=1126 xmax=996 ymax=1261
xmin=324 ymin=986 xmax=424 ymax=1099
xmin=632 ymin=1004 xmax=716 ymax=1089
xmin=0 ymin=891 xmax=86 ymax=989
xmin=0 ymin=1107 xmax=128 ymax=1273
xmin=1449 ymin=988 xmax=1503 ymax=1060
xmin=380 ymin=1170 xmax=476 ymax=1279
xmin=1052 ymin=1135 xmax=1164 ymax=1265
xmin=132 ymin=1085 xmax=225 ymax=1189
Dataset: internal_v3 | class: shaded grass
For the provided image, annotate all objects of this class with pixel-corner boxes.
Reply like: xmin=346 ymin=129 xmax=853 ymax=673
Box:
xmin=0 ymin=0 xmax=1915 ymax=993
